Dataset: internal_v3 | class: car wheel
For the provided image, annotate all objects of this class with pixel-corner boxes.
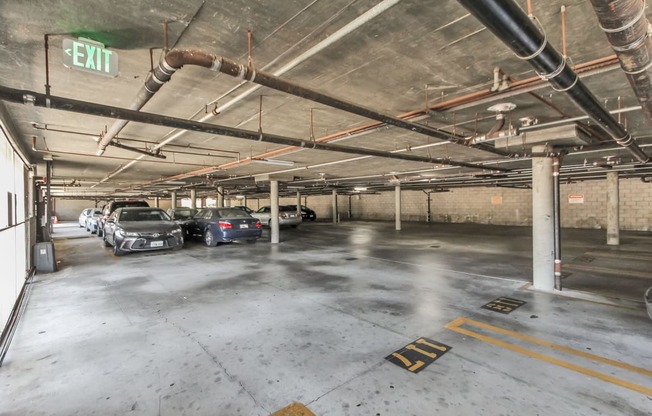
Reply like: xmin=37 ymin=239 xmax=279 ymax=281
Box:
xmin=97 ymin=227 xmax=103 ymax=237
xmin=112 ymin=237 xmax=125 ymax=256
xmin=291 ymin=224 xmax=299 ymax=228
xmin=204 ymin=228 xmax=218 ymax=247
xmin=246 ymin=238 xmax=257 ymax=244
xmin=103 ymin=234 xmax=111 ymax=247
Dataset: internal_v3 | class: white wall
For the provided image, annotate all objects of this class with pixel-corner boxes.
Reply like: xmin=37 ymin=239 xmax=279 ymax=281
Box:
xmin=0 ymin=125 xmax=28 ymax=331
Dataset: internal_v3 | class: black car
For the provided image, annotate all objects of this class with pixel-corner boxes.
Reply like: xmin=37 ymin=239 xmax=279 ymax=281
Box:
xmin=166 ymin=207 xmax=198 ymax=220
xmin=232 ymin=206 xmax=254 ymax=214
xmin=97 ymin=200 xmax=149 ymax=237
xmin=102 ymin=207 xmax=183 ymax=256
xmin=285 ymin=205 xmax=316 ymax=221
xmin=166 ymin=207 xmax=199 ymax=237
xmin=186 ymin=207 xmax=262 ymax=246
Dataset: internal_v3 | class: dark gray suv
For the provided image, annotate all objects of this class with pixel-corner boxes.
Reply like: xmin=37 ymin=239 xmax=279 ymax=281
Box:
xmin=97 ymin=200 xmax=149 ymax=237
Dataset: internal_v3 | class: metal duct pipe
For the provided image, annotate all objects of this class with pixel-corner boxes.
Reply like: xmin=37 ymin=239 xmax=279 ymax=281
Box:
xmin=97 ymin=47 xmax=510 ymax=158
xmin=457 ymin=0 xmax=650 ymax=164
xmin=486 ymin=114 xmax=506 ymax=137
xmin=590 ymin=0 xmax=652 ymax=121
xmin=236 ymin=61 xmax=511 ymax=157
xmin=96 ymin=50 xmax=223 ymax=156
xmin=0 ymin=86 xmax=507 ymax=172
xmin=552 ymin=156 xmax=562 ymax=290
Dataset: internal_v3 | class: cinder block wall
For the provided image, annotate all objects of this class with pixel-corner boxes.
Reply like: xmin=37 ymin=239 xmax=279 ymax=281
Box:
xmin=53 ymin=198 xmax=171 ymax=221
xmin=293 ymin=178 xmax=651 ymax=231
xmin=54 ymin=178 xmax=651 ymax=230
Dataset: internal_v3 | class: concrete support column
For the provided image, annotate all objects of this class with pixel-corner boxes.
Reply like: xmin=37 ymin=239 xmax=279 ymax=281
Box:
xmin=171 ymin=191 xmax=177 ymax=209
xmin=332 ymin=189 xmax=338 ymax=224
xmin=224 ymin=198 xmax=231 ymax=207
xmin=270 ymin=180 xmax=279 ymax=244
xmin=296 ymin=191 xmax=301 ymax=217
xmin=154 ymin=197 xmax=160 ymax=208
xmin=395 ymin=184 xmax=402 ymax=231
xmin=243 ymin=196 xmax=247 ymax=207
xmin=607 ymin=171 xmax=620 ymax=245
xmin=217 ymin=186 xmax=224 ymax=208
xmin=190 ymin=189 xmax=197 ymax=209
xmin=532 ymin=146 xmax=555 ymax=291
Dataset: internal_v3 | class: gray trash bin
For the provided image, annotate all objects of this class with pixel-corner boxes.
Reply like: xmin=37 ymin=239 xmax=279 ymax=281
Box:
xmin=34 ymin=242 xmax=57 ymax=273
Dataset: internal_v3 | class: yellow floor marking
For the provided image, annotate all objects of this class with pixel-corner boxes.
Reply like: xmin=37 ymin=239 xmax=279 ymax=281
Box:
xmin=445 ymin=317 xmax=652 ymax=396
xmin=270 ymin=402 xmax=316 ymax=416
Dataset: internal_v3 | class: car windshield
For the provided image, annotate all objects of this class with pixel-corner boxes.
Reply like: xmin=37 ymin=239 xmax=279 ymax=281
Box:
xmin=280 ymin=206 xmax=299 ymax=212
xmin=174 ymin=209 xmax=197 ymax=219
xmin=217 ymin=208 xmax=252 ymax=218
xmin=120 ymin=209 xmax=170 ymax=222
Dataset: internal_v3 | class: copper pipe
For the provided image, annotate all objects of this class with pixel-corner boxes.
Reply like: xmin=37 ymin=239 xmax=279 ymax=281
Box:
xmin=117 ymin=55 xmax=622 ymax=190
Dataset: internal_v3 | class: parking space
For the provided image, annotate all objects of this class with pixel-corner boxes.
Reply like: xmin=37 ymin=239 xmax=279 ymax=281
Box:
xmin=1 ymin=221 xmax=650 ymax=415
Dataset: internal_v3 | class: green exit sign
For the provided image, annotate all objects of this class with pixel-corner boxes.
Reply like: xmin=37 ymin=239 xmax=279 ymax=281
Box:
xmin=62 ymin=38 xmax=119 ymax=77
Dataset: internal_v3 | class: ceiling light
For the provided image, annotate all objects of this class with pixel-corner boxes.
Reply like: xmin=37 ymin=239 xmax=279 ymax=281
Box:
xmin=353 ymin=186 xmax=368 ymax=192
xmin=252 ymin=158 xmax=295 ymax=167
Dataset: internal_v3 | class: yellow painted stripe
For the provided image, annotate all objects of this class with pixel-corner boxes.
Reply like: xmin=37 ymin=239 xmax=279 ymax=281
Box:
xmin=456 ymin=317 xmax=652 ymax=378
xmin=270 ymin=402 xmax=316 ymax=416
xmin=445 ymin=317 xmax=652 ymax=396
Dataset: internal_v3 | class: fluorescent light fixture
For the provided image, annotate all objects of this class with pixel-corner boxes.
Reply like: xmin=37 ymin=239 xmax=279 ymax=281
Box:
xmin=353 ymin=187 xmax=368 ymax=192
xmin=252 ymin=158 xmax=295 ymax=167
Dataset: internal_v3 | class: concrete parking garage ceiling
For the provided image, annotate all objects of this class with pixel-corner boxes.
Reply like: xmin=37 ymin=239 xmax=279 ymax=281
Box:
xmin=1 ymin=0 xmax=651 ymax=199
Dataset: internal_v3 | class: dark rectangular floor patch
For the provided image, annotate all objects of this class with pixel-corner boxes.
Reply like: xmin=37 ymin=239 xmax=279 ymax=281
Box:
xmin=482 ymin=297 xmax=526 ymax=314
xmin=385 ymin=337 xmax=451 ymax=374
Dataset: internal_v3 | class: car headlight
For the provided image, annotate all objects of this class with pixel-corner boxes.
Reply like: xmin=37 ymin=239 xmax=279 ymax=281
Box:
xmin=172 ymin=228 xmax=182 ymax=235
xmin=117 ymin=230 xmax=140 ymax=237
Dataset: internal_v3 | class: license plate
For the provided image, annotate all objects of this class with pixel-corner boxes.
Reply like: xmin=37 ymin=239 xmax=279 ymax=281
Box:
xmin=240 ymin=224 xmax=249 ymax=228
xmin=289 ymin=214 xmax=295 ymax=218
xmin=150 ymin=241 xmax=164 ymax=247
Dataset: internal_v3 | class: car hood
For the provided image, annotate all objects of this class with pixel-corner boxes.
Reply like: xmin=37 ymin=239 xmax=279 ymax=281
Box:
xmin=117 ymin=221 xmax=180 ymax=233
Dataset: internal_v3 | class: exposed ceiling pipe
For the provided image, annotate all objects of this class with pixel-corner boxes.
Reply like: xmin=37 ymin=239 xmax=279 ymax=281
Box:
xmin=97 ymin=46 xmax=511 ymax=159
xmin=121 ymin=55 xmax=622 ymax=191
xmin=94 ymin=0 xmax=402 ymax=174
xmin=1 ymin=86 xmax=507 ymax=172
xmin=589 ymin=0 xmax=652 ymax=121
xmin=107 ymin=141 xmax=165 ymax=159
xmin=457 ymin=0 xmax=650 ymax=164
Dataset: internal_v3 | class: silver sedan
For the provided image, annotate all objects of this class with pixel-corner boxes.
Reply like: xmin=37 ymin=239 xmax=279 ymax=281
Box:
xmin=252 ymin=205 xmax=302 ymax=228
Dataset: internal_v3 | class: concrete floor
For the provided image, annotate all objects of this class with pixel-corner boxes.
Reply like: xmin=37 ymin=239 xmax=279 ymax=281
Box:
xmin=1 ymin=221 xmax=651 ymax=415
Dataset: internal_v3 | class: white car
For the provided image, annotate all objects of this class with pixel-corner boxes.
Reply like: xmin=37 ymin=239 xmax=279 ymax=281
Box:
xmin=252 ymin=205 xmax=302 ymax=228
xmin=85 ymin=210 xmax=103 ymax=233
xmin=78 ymin=208 xmax=101 ymax=227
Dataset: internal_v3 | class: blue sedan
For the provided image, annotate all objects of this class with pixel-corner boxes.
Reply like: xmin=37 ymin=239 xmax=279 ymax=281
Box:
xmin=187 ymin=208 xmax=263 ymax=247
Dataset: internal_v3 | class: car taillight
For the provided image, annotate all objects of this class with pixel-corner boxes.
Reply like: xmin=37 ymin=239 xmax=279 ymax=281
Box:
xmin=218 ymin=221 xmax=232 ymax=229
xmin=255 ymin=221 xmax=262 ymax=228
xmin=279 ymin=213 xmax=288 ymax=219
